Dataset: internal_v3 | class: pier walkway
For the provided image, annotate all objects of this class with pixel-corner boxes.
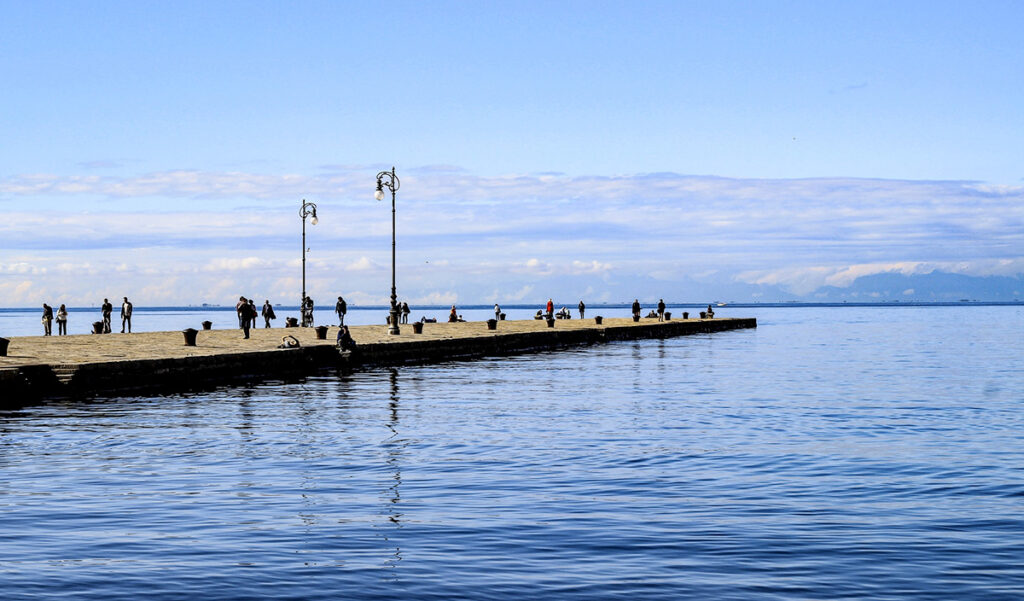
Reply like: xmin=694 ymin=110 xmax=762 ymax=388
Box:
xmin=1 ymin=316 xmax=755 ymax=403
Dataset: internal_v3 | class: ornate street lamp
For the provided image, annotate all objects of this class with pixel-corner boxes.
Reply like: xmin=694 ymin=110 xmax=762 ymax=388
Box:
xmin=300 ymin=200 xmax=318 ymax=325
xmin=375 ymin=167 xmax=401 ymax=335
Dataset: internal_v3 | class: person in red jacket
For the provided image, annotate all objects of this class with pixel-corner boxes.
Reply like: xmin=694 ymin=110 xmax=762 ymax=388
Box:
xmin=546 ymin=298 xmax=554 ymax=318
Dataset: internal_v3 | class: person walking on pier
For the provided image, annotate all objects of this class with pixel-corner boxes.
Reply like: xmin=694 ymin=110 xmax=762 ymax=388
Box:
xmin=632 ymin=299 xmax=641 ymax=320
xmin=41 ymin=303 xmax=53 ymax=336
xmin=120 ymin=297 xmax=133 ymax=333
xmin=101 ymin=298 xmax=113 ymax=333
xmin=657 ymin=299 xmax=666 ymax=322
xmin=262 ymin=299 xmax=276 ymax=328
xmin=56 ymin=304 xmax=68 ymax=335
xmin=401 ymin=301 xmax=410 ymax=324
xmin=578 ymin=300 xmax=585 ymax=319
xmin=335 ymin=296 xmax=347 ymax=326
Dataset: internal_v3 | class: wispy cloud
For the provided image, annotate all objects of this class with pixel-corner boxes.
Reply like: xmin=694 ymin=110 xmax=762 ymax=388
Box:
xmin=2 ymin=167 xmax=1022 ymax=304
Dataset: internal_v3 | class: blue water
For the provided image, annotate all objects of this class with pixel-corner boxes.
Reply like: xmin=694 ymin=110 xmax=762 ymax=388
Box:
xmin=1 ymin=306 xmax=1022 ymax=599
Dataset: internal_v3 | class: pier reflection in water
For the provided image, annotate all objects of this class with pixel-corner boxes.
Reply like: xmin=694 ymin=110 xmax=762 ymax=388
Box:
xmin=0 ymin=306 xmax=1023 ymax=600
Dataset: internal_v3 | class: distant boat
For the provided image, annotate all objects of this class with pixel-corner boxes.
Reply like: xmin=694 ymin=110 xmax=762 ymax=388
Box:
xmin=715 ymin=302 xmax=727 ymax=307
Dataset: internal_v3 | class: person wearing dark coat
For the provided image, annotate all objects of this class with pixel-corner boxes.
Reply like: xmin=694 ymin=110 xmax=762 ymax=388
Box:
xmin=42 ymin=303 xmax=53 ymax=336
xmin=262 ymin=300 xmax=276 ymax=328
xmin=101 ymin=298 xmax=113 ymax=333
xmin=657 ymin=299 xmax=666 ymax=322
xmin=632 ymin=299 xmax=641 ymax=319
xmin=336 ymin=325 xmax=357 ymax=351
xmin=335 ymin=296 xmax=347 ymax=326
xmin=120 ymin=297 xmax=133 ymax=333
xmin=578 ymin=300 xmax=585 ymax=319
xmin=239 ymin=299 xmax=255 ymax=339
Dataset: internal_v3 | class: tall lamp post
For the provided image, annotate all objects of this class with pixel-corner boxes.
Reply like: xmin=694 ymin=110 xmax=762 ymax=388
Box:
xmin=300 ymin=200 xmax=318 ymax=325
xmin=375 ymin=167 xmax=401 ymax=335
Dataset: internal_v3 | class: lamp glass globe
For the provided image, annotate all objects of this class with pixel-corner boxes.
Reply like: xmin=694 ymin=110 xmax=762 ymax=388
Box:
xmin=311 ymin=216 xmax=318 ymax=225
xmin=374 ymin=188 xmax=385 ymax=201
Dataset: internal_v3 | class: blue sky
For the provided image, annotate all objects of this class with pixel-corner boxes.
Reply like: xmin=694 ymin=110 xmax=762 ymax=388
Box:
xmin=2 ymin=1 xmax=1022 ymax=306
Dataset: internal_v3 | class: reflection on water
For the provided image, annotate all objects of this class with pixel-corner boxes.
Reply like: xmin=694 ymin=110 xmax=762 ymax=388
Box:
xmin=0 ymin=306 xmax=1022 ymax=600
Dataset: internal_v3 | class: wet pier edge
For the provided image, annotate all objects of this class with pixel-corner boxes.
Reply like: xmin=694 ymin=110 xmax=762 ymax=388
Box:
xmin=0 ymin=316 xmax=756 ymax=405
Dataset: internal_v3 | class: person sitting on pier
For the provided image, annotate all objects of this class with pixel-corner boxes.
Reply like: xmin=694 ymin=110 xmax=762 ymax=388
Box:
xmin=336 ymin=325 xmax=357 ymax=351
xmin=449 ymin=305 xmax=458 ymax=323
xmin=706 ymin=304 xmax=715 ymax=319
xmin=534 ymin=310 xmax=544 ymax=320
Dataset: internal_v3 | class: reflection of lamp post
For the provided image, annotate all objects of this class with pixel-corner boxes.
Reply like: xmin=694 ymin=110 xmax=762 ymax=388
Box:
xmin=300 ymin=200 xmax=318 ymax=324
xmin=375 ymin=167 xmax=401 ymax=335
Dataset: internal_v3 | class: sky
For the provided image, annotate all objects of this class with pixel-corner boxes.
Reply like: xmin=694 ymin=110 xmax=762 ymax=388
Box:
xmin=1 ymin=0 xmax=1022 ymax=307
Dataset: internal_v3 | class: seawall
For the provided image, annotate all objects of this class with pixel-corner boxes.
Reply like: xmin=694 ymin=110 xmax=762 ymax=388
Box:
xmin=0 ymin=317 xmax=755 ymax=405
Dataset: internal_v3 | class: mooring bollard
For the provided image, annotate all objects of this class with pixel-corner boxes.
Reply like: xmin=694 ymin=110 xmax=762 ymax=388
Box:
xmin=595 ymin=316 xmax=603 ymax=325
xmin=182 ymin=328 xmax=198 ymax=346
xmin=683 ymin=312 xmax=689 ymax=319
xmin=412 ymin=321 xmax=424 ymax=334
xmin=202 ymin=321 xmax=213 ymax=330
xmin=547 ymin=318 xmax=555 ymax=328
xmin=315 ymin=326 xmax=329 ymax=340
xmin=0 ymin=337 xmax=9 ymax=357
xmin=700 ymin=311 xmax=707 ymax=319
xmin=665 ymin=312 xmax=672 ymax=320
xmin=499 ymin=313 xmax=506 ymax=320
xmin=487 ymin=319 xmax=498 ymax=330
xmin=92 ymin=321 xmax=104 ymax=334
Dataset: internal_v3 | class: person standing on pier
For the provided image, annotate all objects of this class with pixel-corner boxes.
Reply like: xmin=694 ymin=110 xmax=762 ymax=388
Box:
xmin=335 ymin=296 xmax=347 ymax=326
xmin=401 ymin=301 xmax=410 ymax=324
xmin=262 ymin=299 xmax=276 ymax=328
xmin=578 ymin=300 xmax=585 ymax=319
xmin=41 ymin=303 xmax=53 ymax=336
xmin=239 ymin=300 xmax=255 ymax=339
xmin=236 ymin=296 xmax=247 ymax=328
xmin=302 ymin=296 xmax=315 ymax=327
xmin=56 ymin=304 xmax=68 ymax=335
xmin=494 ymin=303 xmax=501 ymax=321
xmin=120 ymin=297 xmax=133 ymax=333
xmin=248 ymin=299 xmax=258 ymax=329
xmin=546 ymin=298 xmax=554 ymax=319
xmin=632 ymin=299 xmax=641 ymax=320
xmin=657 ymin=299 xmax=666 ymax=322
xmin=101 ymin=298 xmax=112 ymax=333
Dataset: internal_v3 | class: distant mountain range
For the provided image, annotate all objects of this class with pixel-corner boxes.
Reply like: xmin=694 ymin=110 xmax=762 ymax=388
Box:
xmin=560 ymin=270 xmax=1024 ymax=304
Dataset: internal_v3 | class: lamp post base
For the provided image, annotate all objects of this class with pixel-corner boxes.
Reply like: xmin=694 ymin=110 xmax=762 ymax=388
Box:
xmin=388 ymin=309 xmax=401 ymax=335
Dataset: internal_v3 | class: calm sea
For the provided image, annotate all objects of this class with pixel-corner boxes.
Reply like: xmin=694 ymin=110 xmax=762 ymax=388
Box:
xmin=1 ymin=306 xmax=1022 ymax=600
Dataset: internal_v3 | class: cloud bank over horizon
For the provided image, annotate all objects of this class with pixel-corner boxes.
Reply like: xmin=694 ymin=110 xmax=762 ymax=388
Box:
xmin=1 ymin=166 xmax=1022 ymax=307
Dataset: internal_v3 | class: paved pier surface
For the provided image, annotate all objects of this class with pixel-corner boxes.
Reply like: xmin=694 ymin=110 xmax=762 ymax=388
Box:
xmin=1 ymin=316 xmax=755 ymax=403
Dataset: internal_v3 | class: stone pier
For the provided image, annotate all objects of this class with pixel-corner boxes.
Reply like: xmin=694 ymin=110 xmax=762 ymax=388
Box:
xmin=0 ymin=316 xmax=756 ymax=405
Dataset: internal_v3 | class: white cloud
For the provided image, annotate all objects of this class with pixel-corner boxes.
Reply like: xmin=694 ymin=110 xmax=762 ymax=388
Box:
xmin=2 ymin=167 xmax=1023 ymax=305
